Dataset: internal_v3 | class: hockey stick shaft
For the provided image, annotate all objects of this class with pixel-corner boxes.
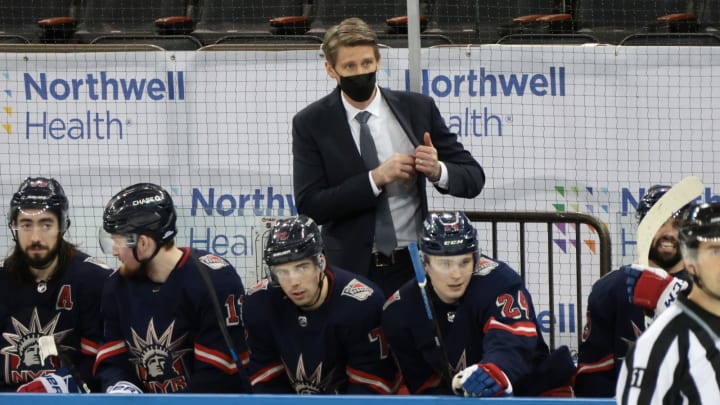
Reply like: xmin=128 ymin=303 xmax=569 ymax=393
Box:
xmin=189 ymin=252 xmax=253 ymax=393
xmin=408 ymin=242 xmax=453 ymax=385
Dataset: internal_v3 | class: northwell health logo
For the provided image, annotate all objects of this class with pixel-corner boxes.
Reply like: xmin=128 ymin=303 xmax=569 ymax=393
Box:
xmin=552 ymin=185 xmax=610 ymax=254
xmin=6 ymin=70 xmax=186 ymax=141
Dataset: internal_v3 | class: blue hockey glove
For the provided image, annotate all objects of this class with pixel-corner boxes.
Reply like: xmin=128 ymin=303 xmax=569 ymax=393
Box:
xmin=451 ymin=362 xmax=513 ymax=397
xmin=625 ymin=264 xmax=688 ymax=316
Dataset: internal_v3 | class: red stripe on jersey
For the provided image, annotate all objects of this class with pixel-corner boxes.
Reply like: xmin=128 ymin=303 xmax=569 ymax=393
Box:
xmin=194 ymin=343 xmax=237 ymax=374
xmin=251 ymin=363 xmax=285 ymax=386
xmin=177 ymin=248 xmax=191 ymax=267
xmin=576 ymin=354 xmax=615 ymax=376
xmin=483 ymin=316 xmax=538 ymax=337
xmin=80 ymin=337 xmax=99 ymax=356
xmin=346 ymin=366 xmax=399 ymax=394
xmin=93 ymin=340 xmax=126 ymax=375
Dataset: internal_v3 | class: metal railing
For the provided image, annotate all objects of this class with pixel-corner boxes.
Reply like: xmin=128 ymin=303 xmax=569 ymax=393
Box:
xmin=465 ymin=211 xmax=611 ymax=351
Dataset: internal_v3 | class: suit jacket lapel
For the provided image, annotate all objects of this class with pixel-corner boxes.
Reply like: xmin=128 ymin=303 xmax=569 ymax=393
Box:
xmin=380 ymin=87 xmax=419 ymax=147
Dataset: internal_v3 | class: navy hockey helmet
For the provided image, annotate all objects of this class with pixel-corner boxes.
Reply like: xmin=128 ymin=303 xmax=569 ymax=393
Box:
xmin=419 ymin=211 xmax=478 ymax=256
xmin=264 ymin=215 xmax=323 ymax=269
xmin=635 ymin=185 xmax=671 ymax=224
xmin=102 ymin=183 xmax=177 ymax=245
xmin=678 ymin=201 xmax=720 ymax=250
xmin=8 ymin=177 xmax=70 ymax=234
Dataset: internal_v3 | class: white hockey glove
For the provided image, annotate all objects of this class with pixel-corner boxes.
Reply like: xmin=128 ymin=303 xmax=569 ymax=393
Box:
xmin=451 ymin=362 xmax=513 ymax=397
xmin=17 ymin=373 xmax=80 ymax=393
xmin=106 ymin=380 xmax=143 ymax=394
xmin=625 ymin=264 xmax=688 ymax=316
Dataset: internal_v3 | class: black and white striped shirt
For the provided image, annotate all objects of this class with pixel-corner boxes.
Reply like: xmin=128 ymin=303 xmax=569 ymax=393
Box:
xmin=616 ymin=292 xmax=720 ymax=404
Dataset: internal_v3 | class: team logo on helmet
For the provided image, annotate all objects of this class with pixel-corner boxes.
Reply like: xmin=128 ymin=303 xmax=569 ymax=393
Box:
xmin=28 ymin=179 xmax=48 ymax=188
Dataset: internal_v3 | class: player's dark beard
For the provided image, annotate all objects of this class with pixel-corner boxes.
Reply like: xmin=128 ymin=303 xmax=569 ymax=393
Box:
xmin=649 ymin=236 xmax=682 ymax=269
xmin=21 ymin=241 xmax=59 ymax=270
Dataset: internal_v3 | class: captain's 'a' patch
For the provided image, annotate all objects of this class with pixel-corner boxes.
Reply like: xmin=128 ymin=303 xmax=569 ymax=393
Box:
xmin=341 ymin=279 xmax=374 ymax=301
xmin=198 ymin=254 xmax=229 ymax=270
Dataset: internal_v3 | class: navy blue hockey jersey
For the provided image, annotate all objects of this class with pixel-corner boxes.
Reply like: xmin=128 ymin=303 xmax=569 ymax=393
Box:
xmin=94 ymin=248 xmax=248 ymax=393
xmin=575 ymin=265 xmax=691 ymax=397
xmin=0 ymin=251 xmax=112 ymax=392
xmin=382 ymin=256 xmax=570 ymax=395
xmin=243 ymin=267 xmax=400 ymax=394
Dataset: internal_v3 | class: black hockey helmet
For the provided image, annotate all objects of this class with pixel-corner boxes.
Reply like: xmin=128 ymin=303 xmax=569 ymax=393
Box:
xmin=419 ymin=211 xmax=478 ymax=256
xmin=8 ymin=177 xmax=70 ymax=234
xmin=635 ymin=185 xmax=671 ymax=224
xmin=102 ymin=183 xmax=177 ymax=245
xmin=264 ymin=215 xmax=323 ymax=269
xmin=678 ymin=201 xmax=720 ymax=250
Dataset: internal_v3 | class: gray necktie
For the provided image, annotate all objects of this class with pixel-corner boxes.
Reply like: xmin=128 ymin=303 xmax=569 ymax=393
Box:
xmin=355 ymin=111 xmax=398 ymax=256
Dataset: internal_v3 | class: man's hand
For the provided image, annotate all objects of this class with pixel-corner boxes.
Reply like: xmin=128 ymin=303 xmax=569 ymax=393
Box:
xmin=17 ymin=373 xmax=79 ymax=393
xmin=106 ymin=380 xmax=143 ymax=394
xmin=415 ymin=133 xmax=441 ymax=182
xmin=625 ymin=264 xmax=688 ymax=315
xmin=451 ymin=363 xmax=513 ymax=397
xmin=370 ymin=153 xmax=416 ymax=187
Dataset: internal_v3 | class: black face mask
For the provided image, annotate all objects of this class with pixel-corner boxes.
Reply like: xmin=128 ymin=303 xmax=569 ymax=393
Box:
xmin=339 ymin=71 xmax=376 ymax=102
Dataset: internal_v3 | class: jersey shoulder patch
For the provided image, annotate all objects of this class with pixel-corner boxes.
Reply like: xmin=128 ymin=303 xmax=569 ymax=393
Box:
xmin=383 ymin=290 xmax=401 ymax=310
xmin=247 ymin=279 xmax=271 ymax=296
xmin=198 ymin=254 xmax=230 ymax=270
xmin=475 ymin=257 xmax=499 ymax=275
xmin=83 ymin=256 xmax=112 ymax=270
xmin=341 ymin=278 xmax=374 ymax=301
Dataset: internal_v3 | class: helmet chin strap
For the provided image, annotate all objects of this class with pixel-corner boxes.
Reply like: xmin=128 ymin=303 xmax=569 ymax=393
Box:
xmin=132 ymin=239 xmax=162 ymax=266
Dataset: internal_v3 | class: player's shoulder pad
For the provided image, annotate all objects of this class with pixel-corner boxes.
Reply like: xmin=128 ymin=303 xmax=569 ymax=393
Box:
xmin=340 ymin=278 xmax=375 ymax=302
xmin=83 ymin=256 xmax=113 ymax=270
xmin=246 ymin=279 xmax=271 ymax=296
xmin=474 ymin=256 xmax=500 ymax=275
xmin=197 ymin=253 xmax=231 ymax=270
xmin=382 ymin=290 xmax=401 ymax=311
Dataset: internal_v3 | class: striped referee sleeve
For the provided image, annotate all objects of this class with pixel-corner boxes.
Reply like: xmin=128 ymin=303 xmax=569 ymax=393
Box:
xmin=617 ymin=303 xmax=720 ymax=404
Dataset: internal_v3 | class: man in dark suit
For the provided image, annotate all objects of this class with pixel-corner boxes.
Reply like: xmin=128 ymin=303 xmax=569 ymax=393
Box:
xmin=292 ymin=17 xmax=485 ymax=297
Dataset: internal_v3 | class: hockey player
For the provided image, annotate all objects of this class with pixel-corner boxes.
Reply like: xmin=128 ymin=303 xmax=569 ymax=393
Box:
xmin=94 ymin=183 xmax=249 ymax=393
xmin=243 ymin=215 xmax=400 ymax=394
xmin=575 ymin=185 xmax=691 ymax=397
xmin=1 ymin=177 xmax=112 ymax=392
xmin=617 ymin=201 xmax=720 ymax=403
xmin=382 ymin=211 xmax=575 ymax=397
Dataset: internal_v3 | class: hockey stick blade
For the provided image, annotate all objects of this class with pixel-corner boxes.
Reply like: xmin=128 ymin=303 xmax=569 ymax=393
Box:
xmin=637 ymin=176 xmax=704 ymax=266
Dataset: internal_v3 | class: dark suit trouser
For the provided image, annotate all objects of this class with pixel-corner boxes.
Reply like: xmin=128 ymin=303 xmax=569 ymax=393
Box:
xmin=367 ymin=248 xmax=415 ymax=298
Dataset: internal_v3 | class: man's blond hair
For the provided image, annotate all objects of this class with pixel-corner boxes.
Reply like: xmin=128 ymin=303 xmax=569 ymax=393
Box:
xmin=322 ymin=17 xmax=380 ymax=67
